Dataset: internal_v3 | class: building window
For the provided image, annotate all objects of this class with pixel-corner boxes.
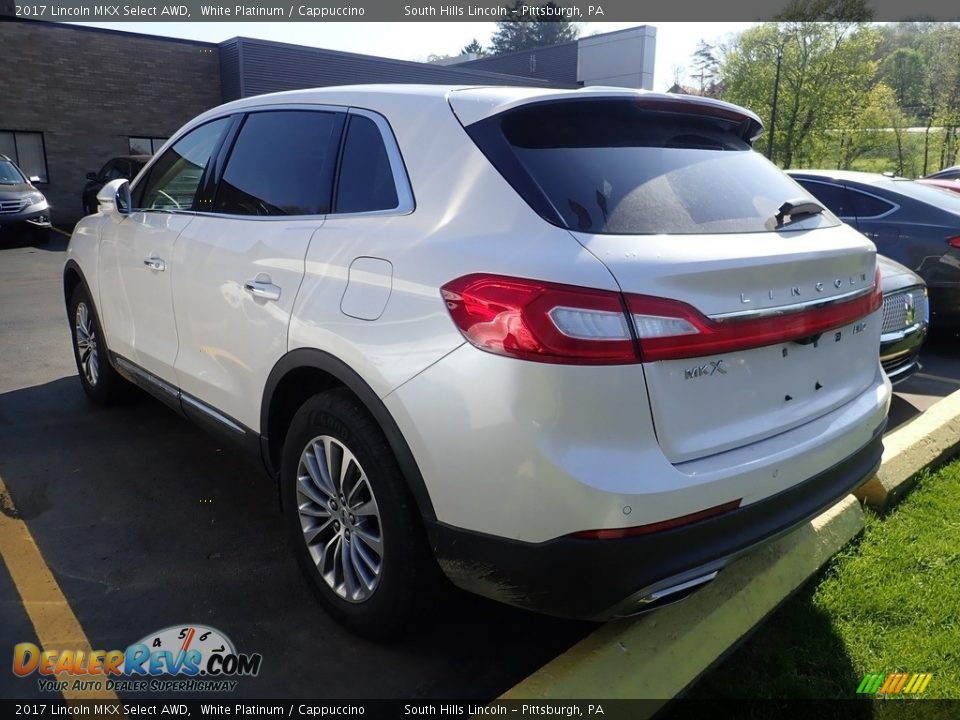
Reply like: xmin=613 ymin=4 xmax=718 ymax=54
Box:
xmin=0 ymin=131 xmax=49 ymax=183
xmin=128 ymin=137 xmax=168 ymax=156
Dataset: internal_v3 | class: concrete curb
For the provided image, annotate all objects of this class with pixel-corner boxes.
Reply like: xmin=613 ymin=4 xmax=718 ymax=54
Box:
xmin=856 ymin=388 xmax=960 ymax=511
xmin=499 ymin=495 xmax=864 ymax=710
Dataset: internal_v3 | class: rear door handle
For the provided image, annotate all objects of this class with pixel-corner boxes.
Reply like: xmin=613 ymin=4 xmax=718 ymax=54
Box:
xmin=143 ymin=256 xmax=166 ymax=271
xmin=244 ymin=278 xmax=281 ymax=301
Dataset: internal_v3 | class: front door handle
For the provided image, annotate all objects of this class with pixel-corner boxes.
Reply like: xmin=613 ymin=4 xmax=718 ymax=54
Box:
xmin=143 ymin=256 xmax=166 ymax=271
xmin=244 ymin=278 xmax=281 ymax=302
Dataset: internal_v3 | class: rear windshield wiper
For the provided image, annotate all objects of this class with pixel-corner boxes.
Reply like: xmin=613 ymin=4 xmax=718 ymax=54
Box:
xmin=768 ymin=198 xmax=825 ymax=230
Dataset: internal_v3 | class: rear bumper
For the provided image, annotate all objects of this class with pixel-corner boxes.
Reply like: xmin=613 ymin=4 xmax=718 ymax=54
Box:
xmin=427 ymin=426 xmax=883 ymax=620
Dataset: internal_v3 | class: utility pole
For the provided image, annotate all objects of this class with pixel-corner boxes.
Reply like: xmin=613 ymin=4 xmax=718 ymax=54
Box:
xmin=766 ymin=45 xmax=783 ymax=161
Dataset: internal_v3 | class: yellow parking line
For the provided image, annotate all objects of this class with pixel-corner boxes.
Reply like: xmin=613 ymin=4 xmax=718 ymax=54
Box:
xmin=0 ymin=472 xmax=118 ymax=701
xmin=51 ymin=227 xmax=72 ymax=238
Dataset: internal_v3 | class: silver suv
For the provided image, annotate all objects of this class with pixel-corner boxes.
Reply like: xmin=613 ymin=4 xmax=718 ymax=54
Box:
xmin=64 ymin=86 xmax=891 ymax=637
xmin=0 ymin=154 xmax=50 ymax=243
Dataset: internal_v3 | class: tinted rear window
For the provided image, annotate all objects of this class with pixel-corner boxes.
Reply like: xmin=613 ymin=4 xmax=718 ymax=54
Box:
xmin=883 ymin=178 xmax=960 ymax=214
xmin=848 ymin=189 xmax=895 ymax=218
xmin=476 ymin=100 xmax=835 ymax=235
xmin=334 ymin=115 xmax=399 ymax=214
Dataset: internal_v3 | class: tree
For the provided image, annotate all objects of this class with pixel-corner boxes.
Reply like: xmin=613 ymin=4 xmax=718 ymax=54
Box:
xmin=882 ymin=47 xmax=925 ymax=112
xmin=917 ymin=24 xmax=960 ymax=171
xmin=775 ymin=0 xmax=873 ymax=21
xmin=489 ymin=1 xmax=580 ymax=55
xmin=691 ymin=40 xmax=720 ymax=96
xmin=462 ymin=39 xmax=486 ymax=57
xmin=835 ymin=83 xmax=902 ymax=170
xmin=720 ymin=22 xmax=880 ymax=168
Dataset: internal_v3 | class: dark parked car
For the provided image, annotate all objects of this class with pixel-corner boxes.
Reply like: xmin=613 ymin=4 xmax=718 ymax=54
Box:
xmin=82 ymin=155 xmax=148 ymax=216
xmin=788 ymin=170 xmax=960 ymax=325
xmin=878 ymin=255 xmax=928 ymax=384
xmin=0 ymin=153 xmax=51 ymax=243
xmin=924 ymin=166 xmax=960 ymax=181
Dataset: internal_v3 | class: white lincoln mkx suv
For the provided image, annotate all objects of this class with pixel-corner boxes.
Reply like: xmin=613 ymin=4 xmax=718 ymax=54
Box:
xmin=64 ymin=85 xmax=891 ymax=637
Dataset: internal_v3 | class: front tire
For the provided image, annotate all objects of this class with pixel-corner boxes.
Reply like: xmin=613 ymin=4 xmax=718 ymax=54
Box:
xmin=280 ymin=389 xmax=435 ymax=639
xmin=69 ymin=285 xmax=130 ymax=404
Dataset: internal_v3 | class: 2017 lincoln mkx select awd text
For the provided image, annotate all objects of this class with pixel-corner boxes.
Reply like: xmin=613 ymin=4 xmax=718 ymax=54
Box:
xmin=63 ymin=85 xmax=891 ymax=638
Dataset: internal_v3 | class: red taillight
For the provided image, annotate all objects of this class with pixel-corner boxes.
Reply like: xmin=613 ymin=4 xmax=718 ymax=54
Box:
xmin=441 ymin=268 xmax=882 ymax=364
xmin=572 ymin=499 xmax=742 ymax=539
xmin=949 ymin=236 xmax=960 ymax=249
xmin=440 ymin=274 xmax=636 ymax=364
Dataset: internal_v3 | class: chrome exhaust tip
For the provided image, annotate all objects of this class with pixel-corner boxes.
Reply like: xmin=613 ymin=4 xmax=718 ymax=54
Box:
xmin=610 ymin=569 xmax=721 ymax=619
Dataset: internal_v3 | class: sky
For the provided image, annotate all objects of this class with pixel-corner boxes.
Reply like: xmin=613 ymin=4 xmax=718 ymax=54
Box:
xmin=73 ymin=21 xmax=757 ymax=91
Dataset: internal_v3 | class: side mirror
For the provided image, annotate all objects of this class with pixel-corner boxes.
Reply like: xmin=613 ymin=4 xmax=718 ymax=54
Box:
xmin=29 ymin=175 xmax=42 ymax=183
xmin=97 ymin=178 xmax=131 ymax=216
xmin=86 ymin=172 xmax=97 ymax=181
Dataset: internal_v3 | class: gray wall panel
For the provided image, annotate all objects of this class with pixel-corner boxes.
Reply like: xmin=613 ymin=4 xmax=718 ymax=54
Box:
xmin=228 ymin=38 xmax=568 ymax=101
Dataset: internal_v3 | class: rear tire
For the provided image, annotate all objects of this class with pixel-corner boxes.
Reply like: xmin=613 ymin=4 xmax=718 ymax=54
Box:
xmin=280 ymin=388 xmax=436 ymax=639
xmin=69 ymin=285 xmax=131 ymax=405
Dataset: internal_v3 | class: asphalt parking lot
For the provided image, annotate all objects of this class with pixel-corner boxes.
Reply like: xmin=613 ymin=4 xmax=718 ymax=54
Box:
xmin=1 ymin=230 xmax=957 ymax=701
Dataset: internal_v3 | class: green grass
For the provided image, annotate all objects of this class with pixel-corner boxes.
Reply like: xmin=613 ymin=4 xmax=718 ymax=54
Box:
xmin=689 ymin=459 xmax=960 ymax=702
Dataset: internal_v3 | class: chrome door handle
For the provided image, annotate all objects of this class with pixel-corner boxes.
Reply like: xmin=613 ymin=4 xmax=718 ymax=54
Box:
xmin=143 ymin=257 xmax=166 ymax=271
xmin=244 ymin=279 xmax=281 ymax=301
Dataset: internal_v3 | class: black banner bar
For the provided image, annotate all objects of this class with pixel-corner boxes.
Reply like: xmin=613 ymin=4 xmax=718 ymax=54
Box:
xmin=2 ymin=0 xmax=960 ymax=22
xmin=3 ymin=699 xmax=960 ymax=720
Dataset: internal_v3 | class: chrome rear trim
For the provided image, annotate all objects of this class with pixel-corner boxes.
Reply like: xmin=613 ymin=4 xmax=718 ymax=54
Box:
xmin=710 ymin=285 xmax=874 ymax=321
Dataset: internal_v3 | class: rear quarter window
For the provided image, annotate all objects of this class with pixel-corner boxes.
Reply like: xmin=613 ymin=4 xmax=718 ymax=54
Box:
xmin=334 ymin=115 xmax=399 ymax=214
xmin=467 ymin=100 xmax=836 ymax=236
xmin=847 ymin=189 xmax=895 ymax=218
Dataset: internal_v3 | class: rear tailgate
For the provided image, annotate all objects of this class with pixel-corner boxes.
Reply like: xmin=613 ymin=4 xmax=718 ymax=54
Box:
xmin=573 ymin=226 xmax=879 ymax=462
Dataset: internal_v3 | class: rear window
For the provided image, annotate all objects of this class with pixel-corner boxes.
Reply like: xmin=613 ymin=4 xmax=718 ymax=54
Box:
xmin=884 ymin=178 xmax=960 ymax=215
xmin=334 ymin=115 xmax=399 ymax=214
xmin=471 ymin=100 xmax=836 ymax=235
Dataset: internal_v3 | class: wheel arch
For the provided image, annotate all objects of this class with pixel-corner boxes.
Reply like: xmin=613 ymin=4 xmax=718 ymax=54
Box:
xmin=63 ymin=259 xmax=92 ymax=312
xmin=261 ymin=348 xmax=436 ymax=522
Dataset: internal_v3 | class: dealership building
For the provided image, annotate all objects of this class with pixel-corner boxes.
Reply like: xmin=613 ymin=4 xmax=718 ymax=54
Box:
xmin=1 ymin=19 xmax=655 ymax=223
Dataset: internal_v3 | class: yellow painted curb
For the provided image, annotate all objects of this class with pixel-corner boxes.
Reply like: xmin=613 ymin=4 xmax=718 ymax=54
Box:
xmin=856 ymin=388 xmax=960 ymax=511
xmin=499 ymin=495 xmax=864 ymax=710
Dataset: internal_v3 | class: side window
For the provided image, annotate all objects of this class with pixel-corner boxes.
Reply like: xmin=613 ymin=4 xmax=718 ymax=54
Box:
xmin=847 ymin=189 xmax=894 ymax=218
xmin=135 ymin=118 xmax=229 ymax=211
xmin=795 ymin=179 xmax=850 ymax=218
xmin=214 ymin=110 xmax=340 ymax=216
xmin=334 ymin=115 xmax=399 ymax=214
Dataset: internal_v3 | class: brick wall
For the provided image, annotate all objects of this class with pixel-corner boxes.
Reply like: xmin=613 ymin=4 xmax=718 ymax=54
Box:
xmin=1 ymin=21 xmax=221 ymax=224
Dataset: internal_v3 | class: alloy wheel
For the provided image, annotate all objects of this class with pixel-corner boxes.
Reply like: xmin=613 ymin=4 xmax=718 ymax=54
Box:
xmin=75 ymin=302 xmax=99 ymax=386
xmin=296 ymin=435 xmax=383 ymax=603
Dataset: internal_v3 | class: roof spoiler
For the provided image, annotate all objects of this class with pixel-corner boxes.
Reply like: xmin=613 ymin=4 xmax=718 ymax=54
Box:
xmin=626 ymin=93 xmax=764 ymax=144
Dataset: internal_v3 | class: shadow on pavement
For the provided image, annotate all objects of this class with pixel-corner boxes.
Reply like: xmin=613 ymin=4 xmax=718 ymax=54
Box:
xmin=0 ymin=376 xmax=593 ymax=700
